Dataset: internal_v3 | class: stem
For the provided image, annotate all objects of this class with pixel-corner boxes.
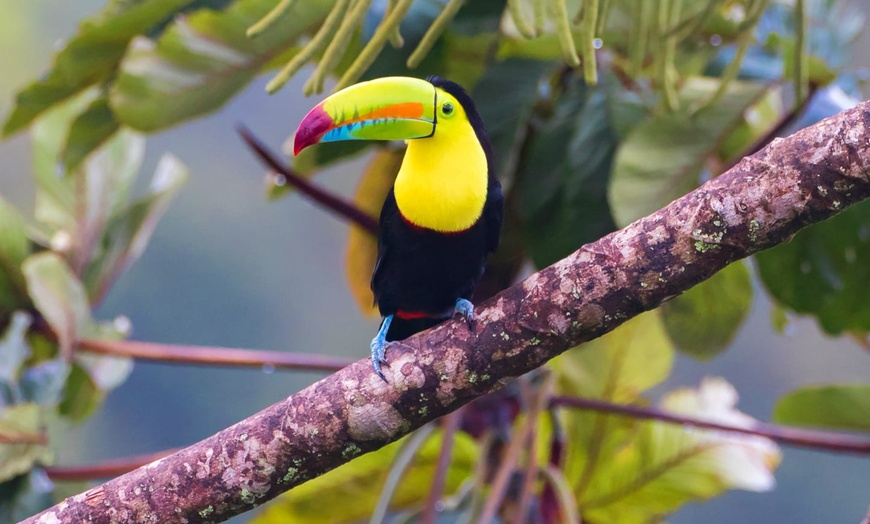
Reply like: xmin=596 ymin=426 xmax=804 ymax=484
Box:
xmin=45 ymin=449 xmax=179 ymax=482
xmin=550 ymin=0 xmax=580 ymax=67
xmin=237 ymin=126 xmax=379 ymax=235
xmin=247 ymin=0 xmax=297 ymax=38
xmin=0 ymin=432 xmax=47 ymax=445
xmin=550 ymin=396 xmax=870 ymax=454
xmin=532 ymin=0 xmax=546 ymax=35
xmin=539 ymin=465 xmax=581 ymax=524
xmin=266 ymin=0 xmax=350 ymax=94
xmin=370 ymin=424 xmax=436 ymax=524
xmin=335 ymin=0 xmax=414 ymax=91
xmin=794 ymin=0 xmax=809 ymax=105
xmin=579 ymin=0 xmax=599 ymax=85
xmin=385 ymin=0 xmax=405 ymax=47
xmin=78 ymin=338 xmax=352 ymax=373
xmin=508 ymin=0 xmax=537 ymax=38
xmin=305 ymin=0 xmax=374 ymax=95
xmin=476 ymin=408 xmax=531 ymax=523
xmin=421 ymin=410 xmax=461 ymax=524
xmin=406 ymin=0 xmax=466 ymax=69
xmin=628 ymin=0 xmax=648 ymax=78
xmin=513 ymin=376 xmax=552 ymax=524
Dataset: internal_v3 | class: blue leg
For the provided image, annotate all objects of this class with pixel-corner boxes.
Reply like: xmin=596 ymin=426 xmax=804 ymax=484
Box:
xmin=370 ymin=314 xmax=393 ymax=381
xmin=454 ymin=298 xmax=475 ymax=329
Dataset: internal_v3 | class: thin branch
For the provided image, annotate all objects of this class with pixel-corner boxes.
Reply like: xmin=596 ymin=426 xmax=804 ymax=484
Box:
xmin=24 ymin=101 xmax=870 ymax=524
xmin=78 ymin=338 xmax=352 ymax=373
xmin=370 ymin=424 xmax=436 ymax=524
xmin=422 ymin=409 xmax=461 ymax=524
xmin=45 ymin=449 xmax=179 ymax=482
xmin=0 ymin=432 xmax=47 ymax=445
xmin=477 ymin=407 xmax=529 ymax=524
xmin=237 ymin=126 xmax=379 ymax=235
xmin=550 ymin=396 xmax=870 ymax=454
xmin=513 ymin=376 xmax=553 ymax=524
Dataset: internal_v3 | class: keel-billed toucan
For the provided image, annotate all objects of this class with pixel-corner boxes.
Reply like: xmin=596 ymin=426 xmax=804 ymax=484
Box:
xmin=293 ymin=76 xmax=503 ymax=378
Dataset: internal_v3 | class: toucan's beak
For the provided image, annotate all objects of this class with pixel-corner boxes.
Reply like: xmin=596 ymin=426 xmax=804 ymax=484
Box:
xmin=293 ymin=77 xmax=436 ymax=156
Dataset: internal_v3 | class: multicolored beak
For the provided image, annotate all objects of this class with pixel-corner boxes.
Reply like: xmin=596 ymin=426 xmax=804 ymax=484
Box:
xmin=293 ymin=77 xmax=436 ymax=155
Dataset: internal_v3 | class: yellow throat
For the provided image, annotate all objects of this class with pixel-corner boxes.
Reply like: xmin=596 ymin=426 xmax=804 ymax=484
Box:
xmin=393 ymin=120 xmax=488 ymax=233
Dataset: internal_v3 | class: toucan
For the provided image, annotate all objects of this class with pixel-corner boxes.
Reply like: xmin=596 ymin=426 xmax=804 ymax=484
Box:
xmin=293 ymin=76 xmax=503 ymax=379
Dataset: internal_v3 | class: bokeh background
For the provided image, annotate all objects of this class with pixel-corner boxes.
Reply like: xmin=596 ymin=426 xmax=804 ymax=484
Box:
xmin=0 ymin=1 xmax=868 ymax=522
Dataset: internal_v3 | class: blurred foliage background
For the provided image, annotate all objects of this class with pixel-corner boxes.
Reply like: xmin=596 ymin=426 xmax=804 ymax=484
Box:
xmin=0 ymin=0 xmax=869 ymax=523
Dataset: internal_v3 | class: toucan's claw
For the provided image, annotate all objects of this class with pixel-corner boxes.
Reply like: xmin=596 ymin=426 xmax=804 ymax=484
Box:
xmin=455 ymin=298 xmax=475 ymax=330
xmin=370 ymin=314 xmax=393 ymax=381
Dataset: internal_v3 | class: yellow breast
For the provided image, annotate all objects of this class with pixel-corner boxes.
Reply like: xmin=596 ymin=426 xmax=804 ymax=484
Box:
xmin=393 ymin=124 xmax=488 ymax=233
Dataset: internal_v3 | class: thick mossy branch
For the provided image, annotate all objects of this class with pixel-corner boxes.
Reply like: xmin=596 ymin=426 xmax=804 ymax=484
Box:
xmin=23 ymin=102 xmax=870 ymax=524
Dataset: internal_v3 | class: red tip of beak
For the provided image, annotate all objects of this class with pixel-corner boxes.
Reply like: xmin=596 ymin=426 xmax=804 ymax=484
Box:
xmin=293 ymin=105 xmax=333 ymax=156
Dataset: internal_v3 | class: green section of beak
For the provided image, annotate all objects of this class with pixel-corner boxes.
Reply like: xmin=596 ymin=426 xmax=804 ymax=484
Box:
xmin=294 ymin=77 xmax=436 ymax=155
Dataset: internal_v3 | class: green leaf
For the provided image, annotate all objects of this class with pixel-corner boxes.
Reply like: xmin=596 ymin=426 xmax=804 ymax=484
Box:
xmin=443 ymin=33 xmax=501 ymax=89
xmin=0 ymin=404 xmax=52 ymax=483
xmin=609 ymin=77 xmax=770 ymax=226
xmin=0 ymin=196 xmax=31 ymax=310
xmin=61 ymin=96 xmax=122 ymax=171
xmin=517 ymin=79 xmax=618 ymax=268
xmin=718 ymin=87 xmax=783 ymax=162
xmin=2 ymin=0 xmax=206 ymax=136
xmin=79 ymin=129 xmax=146 ymax=222
xmin=473 ymin=58 xmax=554 ymax=179
xmin=0 ymin=469 xmax=55 ymax=523
xmin=553 ymin=311 xmax=674 ymax=402
xmin=773 ymin=384 xmax=870 ymax=431
xmin=756 ymin=199 xmax=870 ymax=334
xmin=551 ymin=311 xmax=674 ymax=497
xmin=661 ymin=260 xmax=753 ymax=359
xmin=252 ymin=428 xmax=478 ymax=524
xmin=0 ymin=313 xmax=32 ymax=388
xmin=580 ymin=378 xmax=780 ymax=523
xmin=110 ymin=0 xmax=332 ymax=132
xmin=68 ymin=130 xmax=148 ymax=279
xmin=31 ymin=95 xmax=94 ymax=233
xmin=82 ymin=153 xmax=187 ymax=302
xmin=58 ymin=364 xmax=104 ymax=422
xmin=21 ymin=253 xmax=92 ymax=358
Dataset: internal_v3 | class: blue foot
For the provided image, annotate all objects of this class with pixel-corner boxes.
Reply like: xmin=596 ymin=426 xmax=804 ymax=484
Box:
xmin=370 ymin=314 xmax=393 ymax=381
xmin=454 ymin=298 xmax=475 ymax=329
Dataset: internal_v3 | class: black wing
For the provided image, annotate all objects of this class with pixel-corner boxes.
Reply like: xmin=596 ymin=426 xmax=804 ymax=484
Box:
xmin=484 ymin=176 xmax=504 ymax=254
xmin=370 ymin=190 xmax=398 ymax=311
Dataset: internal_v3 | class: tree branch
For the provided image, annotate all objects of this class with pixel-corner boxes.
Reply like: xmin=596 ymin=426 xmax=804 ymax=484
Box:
xmin=77 ymin=338 xmax=352 ymax=373
xmin=24 ymin=102 xmax=870 ymax=524
xmin=550 ymin=396 xmax=870 ymax=454
xmin=237 ymin=126 xmax=380 ymax=234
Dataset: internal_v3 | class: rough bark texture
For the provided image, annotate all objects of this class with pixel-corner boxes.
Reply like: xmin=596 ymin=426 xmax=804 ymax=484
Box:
xmin=24 ymin=102 xmax=870 ymax=524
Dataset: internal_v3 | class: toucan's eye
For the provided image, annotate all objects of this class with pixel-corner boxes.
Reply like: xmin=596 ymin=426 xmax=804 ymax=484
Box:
xmin=441 ymin=102 xmax=455 ymax=117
